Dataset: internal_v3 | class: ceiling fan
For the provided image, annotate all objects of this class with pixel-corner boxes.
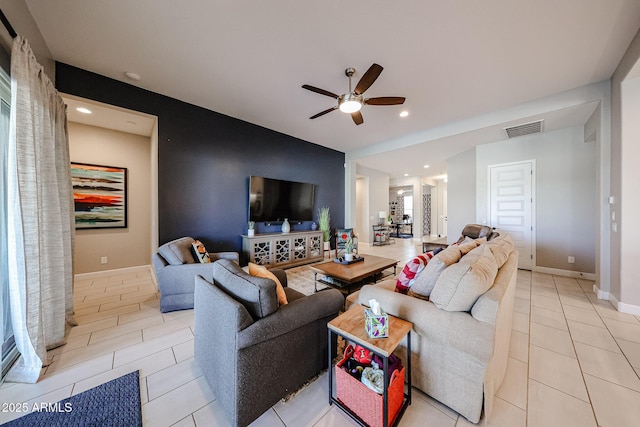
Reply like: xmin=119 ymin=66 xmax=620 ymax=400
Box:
xmin=302 ymin=63 xmax=406 ymax=126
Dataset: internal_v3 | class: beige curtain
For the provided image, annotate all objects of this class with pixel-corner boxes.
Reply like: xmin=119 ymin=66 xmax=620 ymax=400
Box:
xmin=6 ymin=35 xmax=75 ymax=383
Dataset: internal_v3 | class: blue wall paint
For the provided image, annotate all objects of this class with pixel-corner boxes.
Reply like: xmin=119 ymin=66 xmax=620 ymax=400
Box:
xmin=55 ymin=63 xmax=345 ymax=254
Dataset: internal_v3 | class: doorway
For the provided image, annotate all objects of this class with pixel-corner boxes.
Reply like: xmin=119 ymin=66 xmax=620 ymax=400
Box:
xmin=489 ymin=161 xmax=535 ymax=270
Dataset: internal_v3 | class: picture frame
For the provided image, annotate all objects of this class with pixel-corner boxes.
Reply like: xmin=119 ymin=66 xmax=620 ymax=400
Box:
xmin=71 ymin=162 xmax=128 ymax=229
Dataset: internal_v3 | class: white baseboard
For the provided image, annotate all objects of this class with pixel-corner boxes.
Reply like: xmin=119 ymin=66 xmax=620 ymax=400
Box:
xmin=593 ymin=284 xmax=610 ymax=300
xmin=613 ymin=295 xmax=640 ymax=315
xmin=75 ymin=264 xmax=153 ymax=281
xmin=617 ymin=301 xmax=640 ymax=315
xmin=533 ymin=266 xmax=596 ymax=281
xmin=592 ymin=285 xmax=640 ymax=315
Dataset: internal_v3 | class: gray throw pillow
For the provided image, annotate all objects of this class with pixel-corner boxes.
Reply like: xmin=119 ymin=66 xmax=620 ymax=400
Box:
xmin=430 ymin=245 xmax=499 ymax=312
xmin=158 ymin=237 xmax=196 ymax=265
xmin=408 ymin=245 xmax=462 ymax=298
xmin=212 ymin=260 xmax=279 ymax=319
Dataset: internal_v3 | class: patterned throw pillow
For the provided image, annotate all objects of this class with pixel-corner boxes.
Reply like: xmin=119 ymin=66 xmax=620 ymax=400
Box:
xmin=395 ymin=252 xmax=435 ymax=294
xmin=191 ymin=240 xmax=211 ymax=263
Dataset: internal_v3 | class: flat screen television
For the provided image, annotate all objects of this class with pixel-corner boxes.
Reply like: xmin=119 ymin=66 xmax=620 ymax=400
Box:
xmin=249 ymin=176 xmax=316 ymax=223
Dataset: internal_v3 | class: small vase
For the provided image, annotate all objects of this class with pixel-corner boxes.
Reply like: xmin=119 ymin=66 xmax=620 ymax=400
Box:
xmin=248 ymin=229 xmax=255 ymax=237
xmin=311 ymin=222 xmax=318 ymax=231
xmin=281 ymin=218 xmax=290 ymax=233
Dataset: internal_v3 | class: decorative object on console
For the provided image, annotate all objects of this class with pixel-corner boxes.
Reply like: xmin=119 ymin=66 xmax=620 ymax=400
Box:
xmin=311 ymin=221 xmax=318 ymax=231
xmin=281 ymin=218 xmax=291 ymax=233
xmin=248 ymin=221 xmax=255 ymax=237
xmin=317 ymin=206 xmax=331 ymax=250
xmin=71 ymin=162 xmax=127 ymax=229
xmin=192 ymin=239 xmax=211 ymax=263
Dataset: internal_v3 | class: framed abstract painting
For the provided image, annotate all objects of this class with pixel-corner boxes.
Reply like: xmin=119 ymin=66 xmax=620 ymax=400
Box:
xmin=71 ymin=162 xmax=128 ymax=229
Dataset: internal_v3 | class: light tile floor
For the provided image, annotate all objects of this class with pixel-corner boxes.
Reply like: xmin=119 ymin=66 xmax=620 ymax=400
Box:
xmin=2 ymin=238 xmax=640 ymax=426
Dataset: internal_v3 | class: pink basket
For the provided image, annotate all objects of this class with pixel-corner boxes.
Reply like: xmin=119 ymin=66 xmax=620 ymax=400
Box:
xmin=336 ymin=345 xmax=405 ymax=427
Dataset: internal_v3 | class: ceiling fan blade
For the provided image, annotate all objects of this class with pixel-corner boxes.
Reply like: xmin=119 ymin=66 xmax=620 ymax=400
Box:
xmin=309 ymin=106 xmax=338 ymax=119
xmin=302 ymin=84 xmax=340 ymax=99
xmin=351 ymin=111 xmax=364 ymax=125
xmin=354 ymin=63 xmax=383 ymax=95
xmin=365 ymin=96 xmax=406 ymax=106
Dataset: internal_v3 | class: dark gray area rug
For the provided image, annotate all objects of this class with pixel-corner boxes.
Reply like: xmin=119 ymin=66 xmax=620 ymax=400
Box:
xmin=2 ymin=371 xmax=142 ymax=427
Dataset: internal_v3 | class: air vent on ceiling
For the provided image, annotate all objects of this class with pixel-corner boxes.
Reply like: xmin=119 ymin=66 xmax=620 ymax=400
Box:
xmin=504 ymin=120 xmax=544 ymax=139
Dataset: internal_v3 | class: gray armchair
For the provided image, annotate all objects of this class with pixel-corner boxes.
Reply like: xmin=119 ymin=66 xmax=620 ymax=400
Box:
xmin=194 ymin=259 xmax=344 ymax=427
xmin=152 ymin=237 xmax=239 ymax=313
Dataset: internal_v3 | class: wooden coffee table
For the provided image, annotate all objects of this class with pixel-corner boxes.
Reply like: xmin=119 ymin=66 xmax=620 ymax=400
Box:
xmin=310 ymin=255 xmax=398 ymax=295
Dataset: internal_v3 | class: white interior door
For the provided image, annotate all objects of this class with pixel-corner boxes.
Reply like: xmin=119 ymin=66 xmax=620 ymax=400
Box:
xmin=442 ymin=189 xmax=447 ymax=238
xmin=489 ymin=162 xmax=534 ymax=270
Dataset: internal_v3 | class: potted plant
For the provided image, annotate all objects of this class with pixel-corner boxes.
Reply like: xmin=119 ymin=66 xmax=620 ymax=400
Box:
xmin=248 ymin=221 xmax=255 ymax=237
xmin=317 ymin=206 xmax=331 ymax=251
xmin=344 ymin=237 xmax=355 ymax=261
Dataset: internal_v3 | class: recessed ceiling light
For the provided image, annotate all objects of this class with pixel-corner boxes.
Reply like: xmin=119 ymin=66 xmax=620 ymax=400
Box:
xmin=124 ymin=71 xmax=141 ymax=81
xmin=399 ymin=111 xmax=409 ymax=118
xmin=423 ymin=164 xmax=429 ymax=169
xmin=404 ymin=173 xmax=409 ymax=177
xmin=76 ymin=107 xmax=92 ymax=114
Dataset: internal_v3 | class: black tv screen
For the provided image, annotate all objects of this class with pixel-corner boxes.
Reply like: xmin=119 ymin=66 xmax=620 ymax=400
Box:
xmin=249 ymin=176 xmax=316 ymax=223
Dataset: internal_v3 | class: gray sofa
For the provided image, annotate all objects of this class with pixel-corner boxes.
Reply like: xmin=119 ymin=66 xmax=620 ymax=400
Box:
xmin=194 ymin=259 xmax=344 ymax=427
xmin=152 ymin=237 xmax=239 ymax=312
xmin=347 ymin=234 xmax=518 ymax=423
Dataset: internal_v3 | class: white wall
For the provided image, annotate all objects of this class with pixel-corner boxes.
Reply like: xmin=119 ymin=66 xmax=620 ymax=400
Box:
xmin=610 ymin=27 xmax=640 ymax=313
xmin=475 ymin=126 xmax=597 ymax=273
xmin=356 ymin=164 xmax=390 ymax=243
xmin=0 ymin=1 xmax=55 ymax=79
xmin=69 ymin=122 xmax=152 ymax=273
xmin=355 ymin=176 xmax=370 ymax=242
xmin=447 ymin=148 xmax=476 ymax=243
xmin=620 ymin=76 xmax=640 ymax=308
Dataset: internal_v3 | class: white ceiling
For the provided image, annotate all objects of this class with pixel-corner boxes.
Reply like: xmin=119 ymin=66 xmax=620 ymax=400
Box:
xmin=24 ymin=0 xmax=640 ymax=179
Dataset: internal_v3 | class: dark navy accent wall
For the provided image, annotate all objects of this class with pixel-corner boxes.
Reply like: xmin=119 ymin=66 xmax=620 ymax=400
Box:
xmin=55 ymin=63 xmax=345 ymax=253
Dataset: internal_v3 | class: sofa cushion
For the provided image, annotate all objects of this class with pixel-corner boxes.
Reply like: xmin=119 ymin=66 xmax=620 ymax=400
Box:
xmin=485 ymin=233 xmax=514 ymax=267
xmin=430 ymin=244 xmax=499 ymax=311
xmin=192 ymin=240 xmax=211 ymax=263
xmin=408 ymin=244 xmax=462 ymax=298
xmin=212 ymin=260 xmax=279 ymax=319
xmin=248 ymin=263 xmax=288 ymax=305
xmin=396 ymin=252 xmax=435 ymax=293
xmin=158 ymin=237 xmax=196 ymax=265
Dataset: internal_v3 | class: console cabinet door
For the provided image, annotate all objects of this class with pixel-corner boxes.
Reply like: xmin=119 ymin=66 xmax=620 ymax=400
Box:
xmin=292 ymin=235 xmax=308 ymax=262
xmin=308 ymin=233 xmax=322 ymax=258
xmin=273 ymin=237 xmax=292 ymax=266
xmin=250 ymin=237 xmax=272 ymax=266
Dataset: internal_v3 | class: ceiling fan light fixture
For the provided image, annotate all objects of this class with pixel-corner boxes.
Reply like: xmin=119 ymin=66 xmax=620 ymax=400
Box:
xmin=339 ymin=100 xmax=362 ymax=113
xmin=339 ymin=93 xmax=363 ymax=113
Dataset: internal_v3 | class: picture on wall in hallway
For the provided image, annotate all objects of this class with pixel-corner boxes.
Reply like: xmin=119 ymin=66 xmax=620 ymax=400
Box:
xmin=71 ymin=162 xmax=128 ymax=229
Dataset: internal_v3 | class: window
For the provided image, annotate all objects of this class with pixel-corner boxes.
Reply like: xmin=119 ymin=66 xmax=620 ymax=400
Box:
xmin=403 ymin=195 xmax=413 ymax=223
xmin=0 ymin=66 xmax=17 ymax=383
